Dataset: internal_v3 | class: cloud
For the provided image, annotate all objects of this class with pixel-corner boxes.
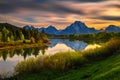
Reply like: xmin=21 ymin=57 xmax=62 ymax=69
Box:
xmin=64 ymin=0 xmax=104 ymax=2
xmin=23 ymin=18 xmax=38 ymax=22
xmin=0 ymin=3 xmax=18 ymax=14
xmin=109 ymin=4 xmax=120 ymax=8
xmin=0 ymin=0 xmax=84 ymax=15
xmin=99 ymin=16 xmax=120 ymax=21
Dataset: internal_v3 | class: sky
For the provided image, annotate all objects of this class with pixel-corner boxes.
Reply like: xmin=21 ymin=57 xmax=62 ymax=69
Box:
xmin=0 ymin=0 xmax=120 ymax=30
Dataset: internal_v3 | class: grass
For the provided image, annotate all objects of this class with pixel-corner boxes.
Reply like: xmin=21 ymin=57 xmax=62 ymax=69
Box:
xmin=12 ymin=48 xmax=120 ymax=80
xmin=3 ymin=37 xmax=120 ymax=80
xmin=55 ymin=49 xmax=120 ymax=80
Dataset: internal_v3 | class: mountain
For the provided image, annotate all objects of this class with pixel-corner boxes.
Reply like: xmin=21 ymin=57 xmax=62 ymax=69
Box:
xmin=23 ymin=21 xmax=120 ymax=35
xmin=105 ymin=25 xmax=120 ymax=32
xmin=38 ymin=25 xmax=60 ymax=35
xmin=38 ymin=21 xmax=102 ymax=35
xmin=23 ymin=25 xmax=35 ymax=30
xmin=60 ymin=21 xmax=101 ymax=35
xmin=38 ymin=27 xmax=44 ymax=32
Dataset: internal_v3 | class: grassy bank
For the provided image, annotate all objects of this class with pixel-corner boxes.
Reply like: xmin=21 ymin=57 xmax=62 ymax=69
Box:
xmin=56 ymin=49 xmax=120 ymax=80
xmin=0 ymin=40 xmax=50 ymax=51
xmin=5 ymin=37 xmax=119 ymax=80
xmin=8 ymin=48 xmax=120 ymax=80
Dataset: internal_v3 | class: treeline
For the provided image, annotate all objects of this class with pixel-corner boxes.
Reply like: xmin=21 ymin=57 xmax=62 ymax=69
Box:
xmin=0 ymin=23 xmax=48 ymax=43
xmin=67 ymin=32 xmax=120 ymax=40
xmin=48 ymin=32 xmax=120 ymax=42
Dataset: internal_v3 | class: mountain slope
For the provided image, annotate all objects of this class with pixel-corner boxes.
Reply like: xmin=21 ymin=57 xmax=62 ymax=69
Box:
xmin=61 ymin=21 xmax=101 ymax=35
xmin=44 ymin=26 xmax=60 ymax=35
xmin=23 ymin=25 xmax=35 ymax=30
xmin=23 ymin=21 xmax=120 ymax=35
xmin=38 ymin=21 xmax=102 ymax=35
xmin=105 ymin=25 xmax=120 ymax=32
xmin=38 ymin=25 xmax=60 ymax=35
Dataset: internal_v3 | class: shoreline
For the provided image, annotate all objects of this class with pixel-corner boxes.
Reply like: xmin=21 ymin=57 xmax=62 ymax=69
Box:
xmin=0 ymin=42 xmax=50 ymax=51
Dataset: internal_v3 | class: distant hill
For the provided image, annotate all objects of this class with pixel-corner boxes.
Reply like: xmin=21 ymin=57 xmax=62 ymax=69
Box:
xmin=24 ymin=25 xmax=60 ymax=35
xmin=38 ymin=25 xmax=60 ymax=35
xmin=23 ymin=25 xmax=35 ymax=30
xmin=105 ymin=25 xmax=120 ymax=32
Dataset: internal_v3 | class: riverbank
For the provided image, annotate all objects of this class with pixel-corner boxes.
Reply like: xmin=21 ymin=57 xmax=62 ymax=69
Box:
xmin=5 ymin=37 xmax=120 ymax=80
xmin=0 ymin=41 xmax=50 ymax=51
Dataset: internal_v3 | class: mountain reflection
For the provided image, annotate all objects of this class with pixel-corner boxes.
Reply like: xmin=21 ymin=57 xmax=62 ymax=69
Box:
xmin=0 ymin=46 xmax=48 ymax=61
xmin=49 ymin=39 xmax=88 ymax=51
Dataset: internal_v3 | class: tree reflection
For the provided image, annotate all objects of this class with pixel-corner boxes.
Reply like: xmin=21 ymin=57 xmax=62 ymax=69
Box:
xmin=0 ymin=46 xmax=48 ymax=61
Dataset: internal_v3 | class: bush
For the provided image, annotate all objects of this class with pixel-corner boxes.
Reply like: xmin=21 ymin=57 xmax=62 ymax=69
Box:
xmin=30 ymin=37 xmax=36 ymax=43
xmin=83 ymin=37 xmax=120 ymax=60
xmin=15 ymin=37 xmax=120 ymax=74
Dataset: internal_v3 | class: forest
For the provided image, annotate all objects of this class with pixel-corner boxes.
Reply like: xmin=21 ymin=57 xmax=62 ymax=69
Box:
xmin=0 ymin=23 xmax=48 ymax=43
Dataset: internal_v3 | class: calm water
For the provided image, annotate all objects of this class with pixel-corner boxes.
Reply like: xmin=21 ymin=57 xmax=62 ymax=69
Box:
xmin=0 ymin=39 xmax=100 ymax=78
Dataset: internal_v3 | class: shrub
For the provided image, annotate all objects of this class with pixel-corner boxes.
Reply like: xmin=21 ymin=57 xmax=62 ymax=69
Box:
xmin=15 ymin=37 xmax=120 ymax=74
xmin=30 ymin=37 xmax=36 ymax=43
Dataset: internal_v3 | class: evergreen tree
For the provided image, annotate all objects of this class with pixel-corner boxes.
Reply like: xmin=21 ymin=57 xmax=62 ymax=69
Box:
xmin=0 ymin=32 xmax=2 ymax=42
xmin=20 ymin=32 xmax=25 ymax=40
xmin=1 ymin=27 xmax=9 ymax=42
xmin=8 ymin=31 xmax=14 ymax=41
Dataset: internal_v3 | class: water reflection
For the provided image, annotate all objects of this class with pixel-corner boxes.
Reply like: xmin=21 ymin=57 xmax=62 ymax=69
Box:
xmin=0 ymin=46 xmax=47 ymax=78
xmin=0 ymin=46 xmax=48 ymax=61
xmin=44 ymin=44 xmax=74 ymax=55
xmin=0 ymin=55 xmax=23 ymax=78
xmin=49 ymin=39 xmax=88 ymax=50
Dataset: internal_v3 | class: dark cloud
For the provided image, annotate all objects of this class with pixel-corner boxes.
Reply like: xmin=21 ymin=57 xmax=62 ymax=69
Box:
xmin=0 ymin=0 xmax=84 ymax=15
xmin=47 ymin=4 xmax=84 ymax=15
xmin=64 ymin=0 xmax=104 ymax=2
xmin=109 ymin=4 xmax=120 ymax=8
xmin=99 ymin=16 xmax=120 ymax=21
xmin=0 ymin=3 xmax=18 ymax=14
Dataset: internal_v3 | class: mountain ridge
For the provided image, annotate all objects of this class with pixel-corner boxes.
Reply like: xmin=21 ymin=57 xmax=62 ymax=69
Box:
xmin=1 ymin=21 xmax=120 ymax=35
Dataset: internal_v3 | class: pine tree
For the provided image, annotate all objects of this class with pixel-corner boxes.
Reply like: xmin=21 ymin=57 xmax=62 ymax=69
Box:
xmin=20 ymin=32 xmax=25 ymax=40
xmin=0 ymin=32 xmax=2 ymax=42
xmin=1 ymin=27 xmax=9 ymax=42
